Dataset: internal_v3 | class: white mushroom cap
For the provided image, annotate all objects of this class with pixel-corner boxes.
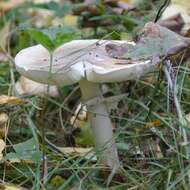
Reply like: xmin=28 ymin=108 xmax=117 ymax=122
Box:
xmin=15 ymin=40 xmax=156 ymax=86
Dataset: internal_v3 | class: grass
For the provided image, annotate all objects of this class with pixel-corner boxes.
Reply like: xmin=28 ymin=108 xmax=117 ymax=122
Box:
xmin=0 ymin=0 xmax=190 ymax=189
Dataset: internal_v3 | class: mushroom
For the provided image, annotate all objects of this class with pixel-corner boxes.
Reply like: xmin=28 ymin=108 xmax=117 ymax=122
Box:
xmin=15 ymin=39 xmax=157 ymax=171
xmin=15 ymin=76 xmax=59 ymax=97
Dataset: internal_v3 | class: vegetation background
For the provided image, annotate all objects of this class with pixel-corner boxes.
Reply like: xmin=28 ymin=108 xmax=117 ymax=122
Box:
xmin=0 ymin=0 xmax=190 ymax=189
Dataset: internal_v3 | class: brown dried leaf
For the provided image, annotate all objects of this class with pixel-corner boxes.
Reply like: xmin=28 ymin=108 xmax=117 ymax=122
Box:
xmin=161 ymin=1 xmax=190 ymax=32
xmin=0 ymin=113 xmax=8 ymax=138
xmin=0 ymin=95 xmax=25 ymax=105
xmin=58 ymin=147 xmax=93 ymax=155
xmin=0 ymin=0 xmax=25 ymax=12
xmin=158 ymin=13 xmax=184 ymax=33
xmin=106 ymin=22 xmax=190 ymax=61
xmin=117 ymin=1 xmax=134 ymax=11
xmin=0 ymin=139 xmax=5 ymax=161
xmin=0 ymin=183 xmax=24 ymax=190
xmin=0 ymin=21 xmax=10 ymax=51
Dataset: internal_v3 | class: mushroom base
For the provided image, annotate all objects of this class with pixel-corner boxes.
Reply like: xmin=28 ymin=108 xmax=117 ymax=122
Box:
xmin=79 ymin=79 xmax=120 ymax=170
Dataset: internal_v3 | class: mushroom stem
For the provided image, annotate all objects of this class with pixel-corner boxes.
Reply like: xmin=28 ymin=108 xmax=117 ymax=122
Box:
xmin=79 ymin=79 xmax=120 ymax=170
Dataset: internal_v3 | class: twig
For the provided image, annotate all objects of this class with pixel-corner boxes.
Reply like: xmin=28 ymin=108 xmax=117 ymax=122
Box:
xmin=154 ymin=0 xmax=171 ymax=23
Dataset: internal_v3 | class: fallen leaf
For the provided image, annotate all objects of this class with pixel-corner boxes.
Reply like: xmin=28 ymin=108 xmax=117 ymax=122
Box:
xmin=172 ymin=0 xmax=190 ymax=8
xmin=0 ymin=139 xmax=5 ymax=161
xmin=63 ymin=15 xmax=78 ymax=27
xmin=57 ymin=147 xmax=93 ymax=155
xmin=58 ymin=147 xmax=96 ymax=161
xmin=74 ymin=103 xmax=87 ymax=121
xmin=117 ymin=0 xmax=134 ymax=11
xmin=28 ymin=8 xmax=54 ymax=28
xmin=4 ymin=153 xmax=21 ymax=163
xmin=0 ymin=183 xmax=23 ymax=190
xmin=0 ymin=95 xmax=25 ymax=105
xmin=15 ymin=76 xmax=59 ymax=97
xmin=158 ymin=13 xmax=184 ymax=33
xmin=162 ymin=0 xmax=190 ymax=32
xmin=0 ymin=113 xmax=8 ymax=126
xmin=106 ymin=22 xmax=190 ymax=61
xmin=0 ymin=21 xmax=10 ymax=51
xmin=0 ymin=113 xmax=8 ymax=137
xmin=5 ymin=138 xmax=41 ymax=164
xmin=186 ymin=113 xmax=190 ymax=125
xmin=0 ymin=0 xmax=25 ymax=12
xmin=144 ymin=119 xmax=161 ymax=129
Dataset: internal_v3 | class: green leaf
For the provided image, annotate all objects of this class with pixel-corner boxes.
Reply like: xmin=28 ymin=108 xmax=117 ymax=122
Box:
xmin=124 ymin=38 xmax=163 ymax=60
xmin=26 ymin=27 xmax=81 ymax=51
xmin=27 ymin=28 xmax=54 ymax=51
xmin=5 ymin=138 xmax=42 ymax=163
xmin=107 ymin=22 xmax=190 ymax=61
